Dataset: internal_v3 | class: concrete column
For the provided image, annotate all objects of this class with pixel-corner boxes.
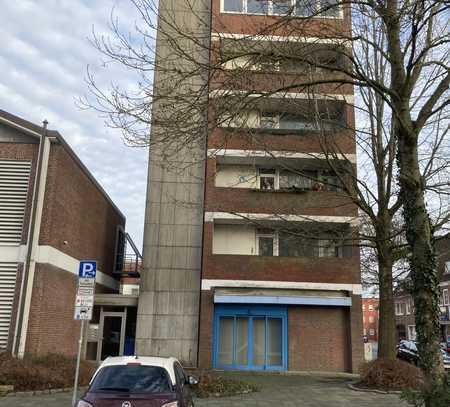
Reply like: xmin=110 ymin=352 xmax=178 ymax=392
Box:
xmin=136 ymin=0 xmax=211 ymax=366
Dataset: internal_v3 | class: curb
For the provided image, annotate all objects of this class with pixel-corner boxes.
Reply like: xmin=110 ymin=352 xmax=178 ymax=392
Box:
xmin=347 ymin=382 xmax=402 ymax=395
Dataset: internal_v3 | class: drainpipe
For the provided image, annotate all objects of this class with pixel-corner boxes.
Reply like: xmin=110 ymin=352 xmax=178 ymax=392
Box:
xmin=12 ymin=120 xmax=50 ymax=358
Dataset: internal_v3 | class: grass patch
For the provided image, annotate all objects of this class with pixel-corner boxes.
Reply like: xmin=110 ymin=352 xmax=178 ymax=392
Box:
xmin=191 ymin=372 xmax=259 ymax=398
xmin=0 ymin=352 xmax=97 ymax=392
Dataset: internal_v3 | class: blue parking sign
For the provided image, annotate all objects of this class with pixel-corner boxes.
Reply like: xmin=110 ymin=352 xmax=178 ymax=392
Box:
xmin=78 ymin=261 xmax=97 ymax=278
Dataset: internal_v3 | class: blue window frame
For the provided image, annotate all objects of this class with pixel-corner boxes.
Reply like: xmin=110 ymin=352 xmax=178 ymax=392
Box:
xmin=213 ymin=305 xmax=288 ymax=370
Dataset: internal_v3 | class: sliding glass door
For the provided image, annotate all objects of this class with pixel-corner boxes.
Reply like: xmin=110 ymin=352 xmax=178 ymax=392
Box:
xmin=214 ymin=306 xmax=287 ymax=370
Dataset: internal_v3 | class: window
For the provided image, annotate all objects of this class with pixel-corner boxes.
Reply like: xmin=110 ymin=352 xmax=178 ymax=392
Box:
xmin=260 ymin=112 xmax=280 ymax=129
xmin=319 ymin=0 xmax=339 ymax=17
xmin=256 ymin=228 xmax=277 ymax=256
xmin=395 ymin=302 xmax=405 ymax=316
xmin=369 ymin=316 xmax=374 ymax=323
xmin=224 ymin=0 xmax=244 ymax=11
xmin=272 ymin=0 xmax=293 ymax=14
xmin=444 ymin=289 xmax=449 ymax=306
xmin=369 ymin=329 xmax=375 ymax=336
xmin=279 ymin=169 xmax=314 ymax=190
xmin=368 ymin=304 xmax=373 ymax=311
xmin=90 ymin=365 xmax=172 ymax=393
xmin=279 ymin=232 xmax=315 ymax=257
xmin=363 ymin=328 xmax=367 ymax=335
xmin=406 ymin=300 xmax=412 ymax=315
xmin=214 ymin=305 xmax=287 ymax=370
xmin=362 ymin=304 xmax=365 ymax=311
xmin=247 ymin=0 xmax=269 ymax=13
xmin=445 ymin=261 xmax=450 ymax=274
xmin=318 ymin=239 xmax=343 ymax=258
xmin=259 ymin=168 xmax=277 ymax=190
xmin=407 ymin=325 xmax=417 ymax=341
xmin=222 ymin=0 xmax=341 ymax=17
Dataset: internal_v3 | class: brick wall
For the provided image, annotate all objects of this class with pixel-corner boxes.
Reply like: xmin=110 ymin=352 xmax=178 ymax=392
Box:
xmin=25 ymin=263 xmax=80 ymax=356
xmin=288 ymin=305 xmax=351 ymax=372
xmin=39 ymin=143 xmax=125 ymax=276
xmin=197 ymin=290 xmax=363 ymax=373
xmin=211 ymin=0 xmax=352 ymax=37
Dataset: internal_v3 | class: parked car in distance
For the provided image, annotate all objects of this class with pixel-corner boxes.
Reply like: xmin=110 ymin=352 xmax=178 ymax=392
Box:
xmin=77 ymin=356 xmax=198 ymax=407
xmin=397 ymin=340 xmax=450 ymax=370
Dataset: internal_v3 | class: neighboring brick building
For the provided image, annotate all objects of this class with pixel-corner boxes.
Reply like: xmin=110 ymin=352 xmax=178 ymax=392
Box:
xmin=394 ymin=234 xmax=450 ymax=343
xmin=137 ymin=1 xmax=363 ymax=373
xmin=362 ymin=298 xmax=379 ymax=342
xmin=0 ymin=110 xmax=126 ymax=358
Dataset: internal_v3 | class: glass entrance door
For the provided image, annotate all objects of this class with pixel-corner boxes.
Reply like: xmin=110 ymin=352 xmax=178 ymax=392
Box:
xmin=214 ymin=306 xmax=286 ymax=370
xmin=98 ymin=311 xmax=126 ymax=361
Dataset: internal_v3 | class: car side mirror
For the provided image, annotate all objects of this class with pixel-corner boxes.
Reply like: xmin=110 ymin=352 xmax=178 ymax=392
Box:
xmin=187 ymin=375 xmax=199 ymax=386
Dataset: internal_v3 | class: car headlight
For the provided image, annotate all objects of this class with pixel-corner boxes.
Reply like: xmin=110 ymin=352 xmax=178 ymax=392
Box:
xmin=162 ymin=402 xmax=178 ymax=407
xmin=77 ymin=401 xmax=93 ymax=407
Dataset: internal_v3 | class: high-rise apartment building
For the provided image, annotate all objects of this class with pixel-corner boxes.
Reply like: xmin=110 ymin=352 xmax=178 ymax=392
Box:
xmin=137 ymin=0 xmax=363 ymax=373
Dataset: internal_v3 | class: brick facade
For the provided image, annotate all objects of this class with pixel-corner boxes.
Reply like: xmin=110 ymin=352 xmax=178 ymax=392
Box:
xmin=0 ymin=111 xmax=125 ymax=357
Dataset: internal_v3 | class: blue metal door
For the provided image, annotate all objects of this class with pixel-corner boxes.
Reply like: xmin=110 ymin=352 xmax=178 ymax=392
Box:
xmin=213 ymin=305 xmax=287 ymax=370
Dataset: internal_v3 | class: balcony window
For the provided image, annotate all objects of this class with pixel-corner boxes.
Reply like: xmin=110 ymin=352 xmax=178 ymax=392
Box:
xmin=256 ymin=228 xmax=277 ymax=255
xmin=224 ymin=0 xmax=244 ymax=11
xmin=258 ymin=168 xmax=342 ymax=192
xmin=259 ymin=168 xmax=277 ymax=190
xmin=272 ymin=0 xmax=293 ymax=14
xmin=222 ymin=0 xmax=341 ymax=17
xmin=294 ymin=0 xmax=315 ymax=16
xmin=318 ymin=239 xmax=343 ymax=257
xmin=319 ymin=0 xmax=340 ymax=17
xmin=247 ymin=0 xmax=269 ymax=13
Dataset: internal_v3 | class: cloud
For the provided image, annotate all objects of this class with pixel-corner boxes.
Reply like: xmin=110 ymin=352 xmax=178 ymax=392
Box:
xmin=0 ymin=0 xmax=148 ymax=249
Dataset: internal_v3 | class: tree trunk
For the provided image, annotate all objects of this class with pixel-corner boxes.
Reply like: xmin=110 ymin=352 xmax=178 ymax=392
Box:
xmin=377 ymin=253 xmax=396 ymax=360
xmin=396 ymin=125 xmax=444 ymax=389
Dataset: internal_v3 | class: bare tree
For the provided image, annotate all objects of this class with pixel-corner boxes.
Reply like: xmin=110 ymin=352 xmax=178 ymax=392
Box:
xmin=83 ymin=0 xmax=449 ymax=398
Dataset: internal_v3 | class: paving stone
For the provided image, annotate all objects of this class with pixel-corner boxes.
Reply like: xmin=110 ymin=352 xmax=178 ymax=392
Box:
xmin=0 ymin=373 xmax=408 ymax=407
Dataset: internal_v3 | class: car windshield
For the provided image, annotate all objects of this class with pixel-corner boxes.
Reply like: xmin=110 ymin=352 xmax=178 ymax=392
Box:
xmin=90 ymin=365 xmax=172 ymax=393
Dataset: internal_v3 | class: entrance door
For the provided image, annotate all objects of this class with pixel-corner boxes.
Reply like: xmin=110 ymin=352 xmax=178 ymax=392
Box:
xmin=214 ymin=306 xmax=287 ymax=370
xmin=98 ymin=311 xmax=126 ymax=361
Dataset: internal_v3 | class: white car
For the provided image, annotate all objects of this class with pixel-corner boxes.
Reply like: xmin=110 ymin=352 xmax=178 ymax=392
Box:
xmin=77 ymin=356 xmax=198 ymax=407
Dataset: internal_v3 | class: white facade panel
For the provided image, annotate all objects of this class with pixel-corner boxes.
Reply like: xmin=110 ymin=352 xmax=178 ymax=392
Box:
xmin=213 ymin=224 xmax=256 ymax=255
xmin=215 ymin=165 xmax=257 ymax=188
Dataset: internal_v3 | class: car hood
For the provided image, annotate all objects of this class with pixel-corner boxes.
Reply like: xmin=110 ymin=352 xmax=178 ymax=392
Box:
xmin=83 ymin=391 xmax=177 ymax=407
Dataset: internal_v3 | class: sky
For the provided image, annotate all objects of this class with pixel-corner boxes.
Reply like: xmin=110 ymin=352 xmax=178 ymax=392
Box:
xmin=0 ymin=0 xmax=148 ymax=250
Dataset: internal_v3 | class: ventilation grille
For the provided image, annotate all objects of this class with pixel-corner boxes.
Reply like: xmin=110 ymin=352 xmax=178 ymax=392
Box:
xmin=0 ymin=262 xmax=18 ymax=349
xmin=0 ymin=160 xmax=32 ymax=245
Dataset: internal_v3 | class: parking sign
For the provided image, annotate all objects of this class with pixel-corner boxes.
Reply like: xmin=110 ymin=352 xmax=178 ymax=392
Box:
xmin=78 ymin=261 xmax=97 ymax=278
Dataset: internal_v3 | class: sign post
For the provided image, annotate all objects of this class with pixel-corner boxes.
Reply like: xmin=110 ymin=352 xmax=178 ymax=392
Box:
xmin=72 ymin=261 xmax=96 ymax=407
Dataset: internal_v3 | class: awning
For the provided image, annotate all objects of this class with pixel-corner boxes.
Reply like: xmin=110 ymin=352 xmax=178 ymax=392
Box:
xmin=214 ymin=291 xmax=352 ymax=307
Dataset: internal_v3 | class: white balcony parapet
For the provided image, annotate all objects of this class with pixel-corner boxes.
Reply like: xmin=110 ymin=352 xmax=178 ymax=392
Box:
xmin=205 ymin=211 xmax=359 ymax=225
xmin=211 ymin=32 xmax=350 ymax=45
xmin=202 ymin=279 xmax=362 ymax=294
xmin=208 ymin=148 xmax=357 ymax=164
xmin=209 ymin=89 xmax=354 ymax=104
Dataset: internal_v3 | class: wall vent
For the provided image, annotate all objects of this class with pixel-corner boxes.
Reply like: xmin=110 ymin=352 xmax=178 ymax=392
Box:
xmin=0 ymin=262 xmax=18 ymax=349
xmin=0 ymin=160 xmax=32 ymax=244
